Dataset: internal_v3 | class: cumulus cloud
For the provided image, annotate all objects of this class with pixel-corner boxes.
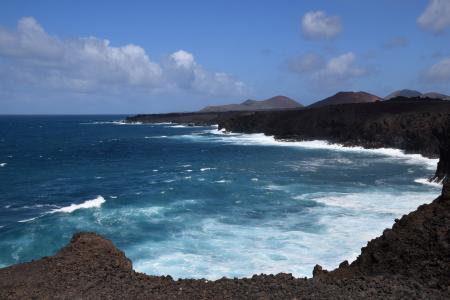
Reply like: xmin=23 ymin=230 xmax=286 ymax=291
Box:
xmin=0 ymin=17 xmax=245 ymax=97
xmin=423 ymin=57 xmax=450 ymax=83
xmin=301 ymin=11 xmax=342 ymax=39
xmin=383 ymin=36 xmax=409 ymax=49
xmin=287 ymin=52 xmax=367 ymax=88
xmin=417 ymin=0 xmax=450 ymax=34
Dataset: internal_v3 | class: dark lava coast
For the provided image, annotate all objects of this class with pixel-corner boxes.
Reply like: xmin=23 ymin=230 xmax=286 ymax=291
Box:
xmin=1 ymin=97 xmax=450 ymax=298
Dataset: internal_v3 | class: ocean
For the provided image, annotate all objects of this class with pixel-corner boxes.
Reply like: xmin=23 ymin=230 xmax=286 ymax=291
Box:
xmin=0 ymin=115 xmax=441 ymax=279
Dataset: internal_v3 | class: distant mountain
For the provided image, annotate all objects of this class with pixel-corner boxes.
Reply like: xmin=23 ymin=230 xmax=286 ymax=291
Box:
xmin=384 ymin=90 xmax=450 ymax=101
xmin=421 ymin=92 xmax=450 ymax=100
xmin=308 ymin=91 xmax=381 ymax=108
xmin=200 ymin=96 xmax=303 ymax=112
xmin=385 ymin=89 xmax=422 ymax=100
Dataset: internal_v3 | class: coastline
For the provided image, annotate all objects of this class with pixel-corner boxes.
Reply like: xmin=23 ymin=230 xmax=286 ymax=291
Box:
xmin=1 ymin=101 xmax=449 ymax=298
xmin=1 ymin=179 xmax=449 ymax=298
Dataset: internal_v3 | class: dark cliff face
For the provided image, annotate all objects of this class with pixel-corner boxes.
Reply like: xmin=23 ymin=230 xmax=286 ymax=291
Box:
xmin=432 ymin=121 xmax=450 ymax=182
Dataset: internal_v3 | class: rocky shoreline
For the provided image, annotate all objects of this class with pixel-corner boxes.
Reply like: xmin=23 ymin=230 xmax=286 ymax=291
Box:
xmin=1 ymin=179 xmax=449 ymax=299
xmin=128 ymin=98 xmax=450 ymax=181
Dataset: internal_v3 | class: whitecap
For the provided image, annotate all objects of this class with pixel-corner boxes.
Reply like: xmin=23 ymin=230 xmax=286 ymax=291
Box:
xmin=414 ymin=178 xmax=442 ymax=188
xmin=200 ymin=167 xmax=215 ymax=172
xmin=80 ymin=120 xmax=143 ymax=125
xmin=51 ymin=196 xmax=105 ymax=214
xmin=215 ymin=179 xmax=231 ymax=183
xmin=18 ymin=217 xmax=38 ymax=223
xmin=300 ymin=191 xmax=439 ymax=215
xmin=0 ymin=163 xmax=6 ymax=167
xmin=198 ymin=130 xmax=438 ymax=170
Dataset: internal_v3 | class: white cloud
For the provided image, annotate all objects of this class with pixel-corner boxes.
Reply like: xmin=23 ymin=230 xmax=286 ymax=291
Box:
xmin=318 ymin=52 xmax=366 ymax=78
xmin=417 ymin=0 xmax=450 ymax=34
xmin=287 ymin=52 xmax=367 ymax=88
xmin=301 ymin=11 xmax=342 ymax=39
xmin=0 ymin=17 xmax=246 ymax=97
xmin=423 ymin=57 xmax=450 ymax=83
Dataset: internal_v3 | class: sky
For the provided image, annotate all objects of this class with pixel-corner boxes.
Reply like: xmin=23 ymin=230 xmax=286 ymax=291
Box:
xmin=0 ymin=0 xmax=449 ymax=114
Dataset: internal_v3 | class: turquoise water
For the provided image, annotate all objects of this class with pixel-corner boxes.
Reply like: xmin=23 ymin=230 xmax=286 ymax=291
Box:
xmin=0 ymin=115 xmax=441 ymax=279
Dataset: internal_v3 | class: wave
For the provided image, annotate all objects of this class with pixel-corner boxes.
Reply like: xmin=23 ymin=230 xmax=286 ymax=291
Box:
xmin=145 ymin=136 xmax=168 ymax=139
xmin=51 ymin=196 xmax=106 ymax=214
xmin=80 ymin=121 xmax=143 ymax=125
xmin=297 ymin=191 xmax=438 ymax=215
xmin=414 ymin=178 xmax=442 ymax=188
xmin=215 ymin=179 xmax=231 ymax=183
xmin=0 ymin=163 xmax=6 ymax=167
xmin=166 ymin=124 xmax=189 ymax=128
xmin=200 ymin=167 xmax=215 ymax=172
xmin=18 ymin=217 xmax=38 ymax=223
xmin=192 ymin=129 xmax=439 ymax=170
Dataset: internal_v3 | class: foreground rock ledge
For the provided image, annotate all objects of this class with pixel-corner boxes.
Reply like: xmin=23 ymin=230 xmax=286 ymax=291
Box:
xmin=1 ymin=182 xmax=450 ymax=299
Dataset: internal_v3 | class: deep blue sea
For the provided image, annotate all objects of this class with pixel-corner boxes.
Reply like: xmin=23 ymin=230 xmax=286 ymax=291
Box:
xmin=0 ymin=115 xmax=442 ymax=279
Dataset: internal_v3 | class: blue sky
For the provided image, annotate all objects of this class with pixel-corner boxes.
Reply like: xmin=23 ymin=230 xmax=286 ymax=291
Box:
xmin=0 ymin=0 xmax=449 ymax=113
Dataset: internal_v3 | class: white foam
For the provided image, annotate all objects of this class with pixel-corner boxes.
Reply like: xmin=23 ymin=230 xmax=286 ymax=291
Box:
xmin=299 ymin=191 xmax=438 ymax=215
xmin=189 ymin=129 xmax=438 ymax=170
xmin=81 ymin=121 xmax=143 ymax=125
xmin=0 ymin=163 xmax=6 ymax=167
xmin=18 ymin=217 xmax=38 ymax=223
xmin=145 ymin=135 xmax=168 ymax=139
xmin=414 ymin=178 xmax=442 ymax=188
xmin=200 ymin=168 xmax=215 ymax=172
xmin=215 ymin=179 xmax=231 ymax=183
xmin=51 ymin=196 xmax=105 ymax=214
xmin=251 ymin=178 xmax=259 ymax=181
xmin=152 ymin=122 xmax=173 ymax=125
xmin=131 ymin=188 xmax=439 ymax=280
